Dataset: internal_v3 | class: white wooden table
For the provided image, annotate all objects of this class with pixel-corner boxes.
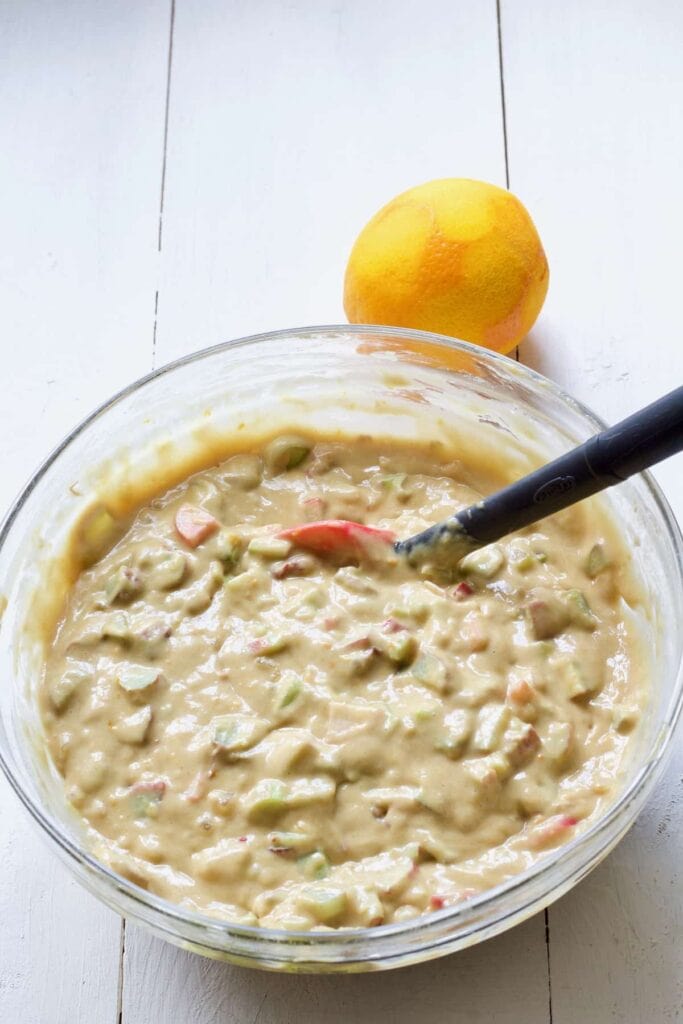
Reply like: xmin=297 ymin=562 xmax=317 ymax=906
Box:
xmin=2 ymin=2 xmax=681 ymax=1021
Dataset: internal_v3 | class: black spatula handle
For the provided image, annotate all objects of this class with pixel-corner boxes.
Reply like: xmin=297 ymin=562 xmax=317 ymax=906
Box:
xmin=397 ymin=385 xmax=683 ymax=562
xmin=453 ymin=384 xmax=683 ymax=546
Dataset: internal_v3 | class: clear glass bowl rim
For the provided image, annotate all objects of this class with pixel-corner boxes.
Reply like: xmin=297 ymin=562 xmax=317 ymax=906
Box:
xmin=1 ymin=323 xmax=682 ymax=965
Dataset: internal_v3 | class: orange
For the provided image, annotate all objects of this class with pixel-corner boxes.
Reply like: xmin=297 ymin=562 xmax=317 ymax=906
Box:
xmin=344 ymin=178 xmax=549 ymax=354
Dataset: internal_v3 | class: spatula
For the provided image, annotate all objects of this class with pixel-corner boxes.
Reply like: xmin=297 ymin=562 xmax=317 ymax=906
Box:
xmin=280 ymin=385 xmax=683 ymax=570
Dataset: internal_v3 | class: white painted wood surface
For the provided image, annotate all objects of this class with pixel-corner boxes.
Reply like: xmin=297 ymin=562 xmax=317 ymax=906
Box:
xmin=505 ymin=3 xmax=683 ymax=1019
xmin=1 ymin=2 xmax=681 ymax=1022
xmin=0 ymin=2 xmax=169 ymax=1022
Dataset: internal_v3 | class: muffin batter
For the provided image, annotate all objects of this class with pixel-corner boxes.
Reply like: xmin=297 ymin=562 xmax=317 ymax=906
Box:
xmin=41 ymin=434 xmax=646 ymax=929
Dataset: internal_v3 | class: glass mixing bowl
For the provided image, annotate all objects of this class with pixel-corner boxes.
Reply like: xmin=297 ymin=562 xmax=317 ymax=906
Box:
xmin=1 ymin=326 xmax=681 ymax=972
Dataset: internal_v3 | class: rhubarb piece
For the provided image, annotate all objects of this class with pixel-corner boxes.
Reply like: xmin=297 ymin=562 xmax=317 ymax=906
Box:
xmin=274 ymin=673 xmax=303 ymax=710
xmin=117 ymin=665 xmax=160 ymax=692
xmin=224 ymin=568 xmax=260 ymax=594
xmin=287 ymin=777 xmax=336 ymax=807
xmin=213 ymin=529 xmax=244 ymax=567
xmin=585 ymin=542 xmax=610 ymax=578
xmin=129 ymin=779 xmax=166 ymax=819
xmin=213 ymin=714 xmax=268 ymax=753
xmin=248 ymin=633 xmax=291 ymax=656
xmin=280 ymin=520 xmax=395 ymax=562
xmin=102 ymin=612 xmax=131 ymax=642
xmin=473 ymin=705 xmax=509 ymax=752
xmin=298 ymin=850 xmax=330 ymax=880
xmin=264 ymin=435 xmax=311 ymax=473
xmin=460 ymin=613 xmax=489 ymax=652
xmin=174 ymin=505 xmax=219 ymax=547
xmin=561 ymin=659 xmax=600 ymax=700
xmin=412 ymin=652 xmax=449 ymax=693
xmin=271 ymin=555 xmax=315 ymax=579
xmin=105 ymin=566 xmax=144 ymax=604
xmin=191 ymin=837 xmax=252 ymax=881
xmin=460 ymin=544 xmax=505 ymax=578
xmin=247 ymin=536 xmax=292 ymax=559
xmin=563 ymin=589 xmax=597 ymax=630
xmin=242 ymin=779 xmax=288 ymax=822
xmin=221 ymin=453 xmax=263 ymax=490
xmin=298 ymin=886 xmax=347 ymax=923
xmin=543 ymin=721 xmax=573 ymax=764
xmin=373 ymin=628 xmax=418 ymax=667
xmin=268 ymin=831 xmax=314 ymax=854
xmin=502 ymin=717 xmax=540 ymax=768
xmin=113 ymin=706 xmax=152 ymax=744
xmin=435 ymin=709 xmax=472 ymax=758
xmin=48 ymin=665 xmax=92 ymax=711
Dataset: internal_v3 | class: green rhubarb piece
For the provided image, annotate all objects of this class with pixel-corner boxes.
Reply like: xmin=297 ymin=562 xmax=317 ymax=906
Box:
xmin=299 ymin=886 xmax=347 ymax=923
xmin=381 ymin=473 xmax=412 ymax=501
xmin=435 ymin=709 xmax=471 ymax=758
xmin=252 ymin=633 xmax=291 ymax=656
xmin=564 ymin=589 xmax=597 ymax=629
xmin=365 ymin=785 xmax=421 ymax=809
xmin=533 ymin=640 xmax=554 ymax=657
xmin=264 ymin=435 xmax=311 ymax=473
xmin=482 ymin=751 xmax=510 ymax=779
xmin=304 ymin=588 xmax=326 ymax=608
xmin=117 ymin=664 xmax=160 ymax=692
xmin=275 ymin=675 xmax=302 ymax=710
xmin=381 ymin=472 xmax=407 ymax=491
xmin=412 ymin=707 xmax=437 ymax=724
xmin=513 ymin=552 xmax=536 ymax=572
xmin=77 ymin=505 xmax=118 ymax=565
xmin=105 ymin=566 xmax=143 ymax=604
xmin=222 ymin=453 xmax=263 ymax=490
xmin=48 ymin=667 xmax=91 ymax=711
xmin=460 ymin=544 xmax=505 ymax=578
xmin=288 ymin=777 xmax=336 ymax=806
xmin=243 ymin=779 xmax=288 ymax=822
xmin=268 ymin=831 xmax=313 ymax=853
xmin=129 ymin=782 xmax=165 ymax=819
xmin=473 ymin=704 xmax=509 ymax=752
xmin=341 ymin=648 xmax=374 ymax=677
xmin=224 ymin=569 xmax=260 ymax=593
xmin=335 ymin=567 xmax=378 ymax=595
xmin=213 ymin=714 xmax=267 ymax=752
xmin=585 ymin=542 xmax=610 ymax=578
xmin=248 ymin=536 xmax=292 ymax=559
xmin=563 ymin=660 xmax=598 ymax=699
xmin=412 ymin=652 xmax=448 ymax=693
xmin=103 ymin=612 xmax=131 ymax=642
xmin=353 ymin=886 xmax=384 ymax=925
xmin=214 ymin=530 xmax=244 ymax=566
xmin=543 ymin=721 xmax=573 ymax=762
xmin=518 ymin=557 xmax=540 ymax=573
xmin=298 ymin=850 xmax=330 ymax=880
xmin=465 ymin=751 xmax=510 ymax=787
xmin=389 ymin=598 xmax=430 ymax=624
xmin=375 ymin=630 xmax=418 ymax=667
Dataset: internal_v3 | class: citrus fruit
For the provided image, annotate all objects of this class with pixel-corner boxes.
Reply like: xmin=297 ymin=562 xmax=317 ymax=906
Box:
xmin=343 ymin=178 xmax=549 ymax=354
